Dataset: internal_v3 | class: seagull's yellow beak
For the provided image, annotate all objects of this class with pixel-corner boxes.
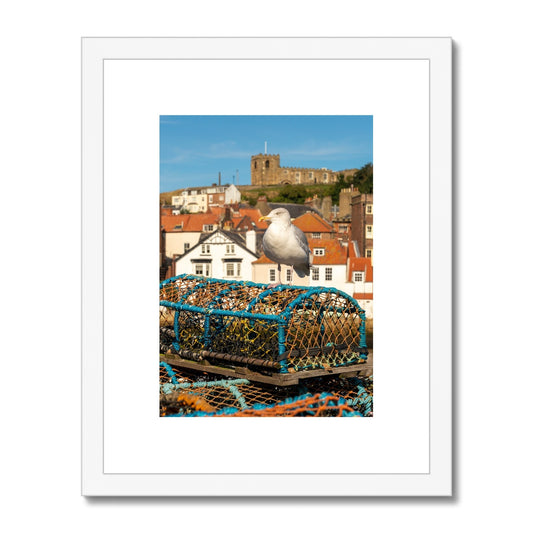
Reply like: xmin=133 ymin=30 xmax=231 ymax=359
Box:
xmin=259 ymin=215 xmax=271 ymax=222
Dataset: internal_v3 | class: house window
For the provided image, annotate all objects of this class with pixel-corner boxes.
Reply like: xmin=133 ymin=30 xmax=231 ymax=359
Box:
xmin=225 ymin=262 xmax=241 ymax=278
xmin=312 ymin=232 xmax=321 ymax=239
xmin=313 ymin=248 xmax=325 ymax=256
xmin=366 ymin=225 xmax=373 ymax=238
xmin=184 ymin=242 xmax=190 ymax=252
xmin=323 ymin=173 xmax=328 ymax=182
xmin=269 ymin=269 xmax=276 ymax=282
xmin=225 ymin=244 xmax=235 ymax=255
xmin=203 ymin=224 xmax=214 ymax=232
xmin=353 ymin=272 xmax=363 ymax=282
xmin=366 ymin=204 xmax=373 ymax=214
xmin=194 ymin=263 xmax=210 ymax=277
xmin=209 ymin=195 xmax=213 ymax=202
xmin=201 ymin=244 xmax=211 ymax=255
xmin=366 ymin=249 xmax=373 ymax=258
xmin=312 ymin=267 xmax=319 ymax=281
xmin=286 ymin=269 xmax=292 ymax=283
xmin=325 ymin=267 xmax=332 ymax=281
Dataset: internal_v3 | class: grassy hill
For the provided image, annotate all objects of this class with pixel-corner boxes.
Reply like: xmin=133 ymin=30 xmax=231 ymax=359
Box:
xmin=160 ymin=164 xmax=372 ymax=206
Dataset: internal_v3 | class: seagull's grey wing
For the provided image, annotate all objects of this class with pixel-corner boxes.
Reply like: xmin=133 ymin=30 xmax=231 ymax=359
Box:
xmin=291 ymin=225 xmax=311 ymax=258
xmin=262 ymin=228 xmax=277 ymax=262
xmin=291 ymin=225 xmax=311 ymax=277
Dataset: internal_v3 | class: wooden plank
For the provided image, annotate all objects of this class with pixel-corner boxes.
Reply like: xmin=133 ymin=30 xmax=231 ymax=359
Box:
xmin=160 ymin=356 xmax=299 ymax=385
xmin=160 ymin=350 xmax=373 ymax=386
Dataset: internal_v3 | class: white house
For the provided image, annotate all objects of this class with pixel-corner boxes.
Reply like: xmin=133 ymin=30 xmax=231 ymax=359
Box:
xmin=171 ymin=189 xmax=208 ymax=213
xmin=171 ymin=184 xmax=242 ymax=213
xmin=307 ymin=239 xmax=349 ymax=289
xmin=161 ymin=213 xmax=220 ymax=262
xmin=173 ymin=228 xmax=259 ymax=281
xmin=251 ymin=238 xmax=373 ymax=318
xmin=344 ymin=247 xmax=373 ymax=318
xmin=252 ymin=238 xmax=349 ymax=288
xmin=223 ymin=184 xmax=241 ymax=205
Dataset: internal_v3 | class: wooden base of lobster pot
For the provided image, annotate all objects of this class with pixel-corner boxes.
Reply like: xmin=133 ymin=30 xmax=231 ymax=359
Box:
xmin=160 ymin=350 xmax=372 ymax=387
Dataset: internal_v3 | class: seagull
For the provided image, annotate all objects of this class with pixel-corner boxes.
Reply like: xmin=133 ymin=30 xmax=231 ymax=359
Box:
xmin=259 ymin=208 xmax=311 ymax=286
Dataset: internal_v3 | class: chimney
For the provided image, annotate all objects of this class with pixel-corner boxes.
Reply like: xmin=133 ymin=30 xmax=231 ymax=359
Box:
xmin=224 ymin=206 xmax=231 ymax=222
xmin=256 ymin=195 xmax=269 ymax=216
xmin=246 ymin=229 xmax=257 ymax=253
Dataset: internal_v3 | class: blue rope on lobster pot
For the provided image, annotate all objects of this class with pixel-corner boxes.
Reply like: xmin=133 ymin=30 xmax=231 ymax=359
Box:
xmin=160 ymin=274 xmax=367 ymax=376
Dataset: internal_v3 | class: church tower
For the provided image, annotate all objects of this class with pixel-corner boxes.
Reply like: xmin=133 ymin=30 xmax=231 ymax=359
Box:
xmin=250 ymin=154 xmax=281 ymax=186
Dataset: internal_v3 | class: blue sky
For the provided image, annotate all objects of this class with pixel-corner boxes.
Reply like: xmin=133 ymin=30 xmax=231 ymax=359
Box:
xmin=160 ymin=115 xmax=373 ymax=192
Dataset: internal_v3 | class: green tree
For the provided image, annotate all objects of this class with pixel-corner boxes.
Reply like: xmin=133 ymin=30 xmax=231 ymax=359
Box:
xmin=272 ymin=184 xmax=309 ymax=204
xmin=350 ymin=163 xmax=373 ymax=194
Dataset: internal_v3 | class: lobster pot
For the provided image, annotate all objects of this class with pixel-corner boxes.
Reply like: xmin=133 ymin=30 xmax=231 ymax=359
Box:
xmin=160 ymin=274 xmax=367 ymax=374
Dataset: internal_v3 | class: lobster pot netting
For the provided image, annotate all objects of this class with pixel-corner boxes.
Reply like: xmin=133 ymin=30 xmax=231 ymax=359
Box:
xmin=160 ymin=274 xmax=367 ymax=373
xmin=160 ymin=362 xmax=372 ymax=417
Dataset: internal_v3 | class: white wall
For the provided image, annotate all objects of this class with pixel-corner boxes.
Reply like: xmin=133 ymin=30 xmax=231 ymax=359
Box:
xmin=174 ymin=231 xmax=256 ymax=281
xmin=225 ymin=184 xmax=241 ymax=204
xmin=164 ymin=231 xmax=202 ymax=257
xmin=308 ymin=264 xmax=346 ymax=288
xmin=252 ymin=262 xmax=310 ymax=285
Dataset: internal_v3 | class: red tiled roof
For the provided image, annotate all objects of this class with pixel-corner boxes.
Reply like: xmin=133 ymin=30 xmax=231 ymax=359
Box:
xmin=208 ymin=206 xmax=225 ymax=216
xmin=238 ymin=208 xmax=269 ymax=230
xmin=293 ymin=212 xmax=333 ymax=233
xmin=353 ymin=293 xmax=373 ymax=300
xmin=234 ymin=215 xmax=256 ymax=231
xmin=308 ymin=238 xmax=348 ymax=265
xmin=252 ymin=254 xmax=275 ymax=265
xmin=208 ymin=206 xmax=269 ymax=230
xmin=161 ymin=213 xmax=219 ymax=232
xmin=348 ymin=256 xmax=373 ymax=282
xmin=253 ymin=239 xmax=348 ymax=266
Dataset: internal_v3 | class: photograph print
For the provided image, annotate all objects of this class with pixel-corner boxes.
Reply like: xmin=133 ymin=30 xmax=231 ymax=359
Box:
xmin=159 ymin=115 xmax=373 ymax=417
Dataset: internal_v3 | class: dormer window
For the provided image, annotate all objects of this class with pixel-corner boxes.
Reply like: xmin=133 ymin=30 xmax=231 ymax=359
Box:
xmin=353 ymin=272 xmax=364 ymax=282
xmin=313 ymin=248 xmax=325 ymax=256
xmin=203 ymin=224 xmax=214 ymax=232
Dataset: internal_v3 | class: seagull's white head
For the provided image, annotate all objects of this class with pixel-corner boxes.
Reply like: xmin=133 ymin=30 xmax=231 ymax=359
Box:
xmin=259 ymin=208 xmax=291 ymax=225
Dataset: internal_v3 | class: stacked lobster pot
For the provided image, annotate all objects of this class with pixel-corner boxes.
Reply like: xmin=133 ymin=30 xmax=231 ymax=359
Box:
xmin=160 ymin=274 xmax=368 ymax=385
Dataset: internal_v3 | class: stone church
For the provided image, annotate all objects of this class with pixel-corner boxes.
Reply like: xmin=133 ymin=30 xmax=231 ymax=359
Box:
xmin=250 ymin=153 xmax=358 ymax=187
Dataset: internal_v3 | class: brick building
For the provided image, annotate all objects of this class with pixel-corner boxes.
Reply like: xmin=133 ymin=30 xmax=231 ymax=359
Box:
xmin=350 ymin=192 xmax=373 ymax=261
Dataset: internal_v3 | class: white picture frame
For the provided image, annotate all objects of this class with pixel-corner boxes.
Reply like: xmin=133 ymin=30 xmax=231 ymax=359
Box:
xmin=82 ymin=37 xmax=452 ymax=496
